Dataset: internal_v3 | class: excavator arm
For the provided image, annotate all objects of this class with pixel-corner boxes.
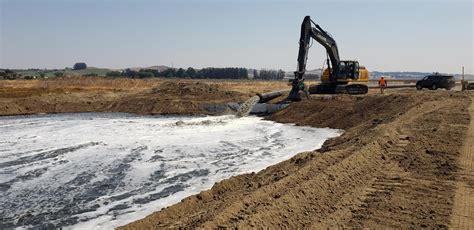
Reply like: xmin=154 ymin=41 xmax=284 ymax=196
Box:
xmin=295 ymin=16 xmax=340 ymax=82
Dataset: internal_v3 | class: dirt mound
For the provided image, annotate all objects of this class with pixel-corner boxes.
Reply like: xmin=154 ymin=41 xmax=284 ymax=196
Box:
xmin=269 ymin=94 xmax=417 ymax=130
xmin=151 ymin=81 xmax=240 ymax=100
xmin=114 ymin=81 xmax=245 ymax=115
xmin=120 ymin=90 xmax=471 ymax=229
xmin=0 ymin=80 xmax=247 ymax=116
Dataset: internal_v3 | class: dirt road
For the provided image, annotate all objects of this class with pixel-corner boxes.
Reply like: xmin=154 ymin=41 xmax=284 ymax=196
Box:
xmin=450 ymin=95 xmax=474 ymax=229
xmin=120 ymin=89 xmax=471 ymax=229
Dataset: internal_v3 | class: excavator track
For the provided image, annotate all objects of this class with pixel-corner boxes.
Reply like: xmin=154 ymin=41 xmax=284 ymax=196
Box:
xmin=308 ymin=83 xmax=368 ymax=95
xmin=344 ymin=84 xmax=369 ymax=95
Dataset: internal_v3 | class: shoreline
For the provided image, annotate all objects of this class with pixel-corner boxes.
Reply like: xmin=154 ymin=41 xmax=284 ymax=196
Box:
xmin=120 ymin=90 xmax=472 ymax=229
xmin=1 ymin=113 xmax=338 ymax=229
xmin=1 ymin=79 xmax=471 ymax=228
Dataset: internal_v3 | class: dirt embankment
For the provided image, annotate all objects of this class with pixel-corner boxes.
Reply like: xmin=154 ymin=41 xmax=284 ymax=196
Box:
xmin=0 ymin=78 xmax=291 ymax=116
xmin=121 ymin=90 xmax=471 ymax=229
xmin=0 ymin=80 xmax=251 ymax=116
xmin=112 ymin=81 xmax=245 ymax=115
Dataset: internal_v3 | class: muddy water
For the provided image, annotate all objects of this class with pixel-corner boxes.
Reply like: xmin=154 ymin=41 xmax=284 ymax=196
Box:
xmin=0 ymin=113 xmax=341 ymax=229
xmin=236 ymin=96 xmax=260 ymax=117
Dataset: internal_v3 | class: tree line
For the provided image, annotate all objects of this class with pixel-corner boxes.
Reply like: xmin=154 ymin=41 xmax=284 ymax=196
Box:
xmin=1 ymin=66 xmax=291 ymax=81
xmin=253 ymin=69 xmax=286 ymax=80
xmin=106 ymin=67 xmax=249 ymax=79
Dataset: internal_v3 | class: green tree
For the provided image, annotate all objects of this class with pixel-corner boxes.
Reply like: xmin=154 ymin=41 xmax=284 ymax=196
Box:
xmin=106 ymin=71 xmax=121 ymax=77
xmin=160 ymin=68 xmax=176 ymax=78
xmin=186 ymin=67 xmax=196 ymax=78
xmin=84 ymin=73 xmax=98 ymax=77
xmin=122 ymin=68 xmax=137 ymax=78
xmin=253 ymin=69 xmax=258 ymax=79
xmin=139 ymin=69 xmax=159 ymax=77
xmin=3 ymin=69 xmax=17 ymax=79
xmin=54 ymin=72 xmax=64 ymax=77
xmin=137 ymin=71 xmax=154 ymax=78
xmin=176 ymin=68 xmax=186 ymax=78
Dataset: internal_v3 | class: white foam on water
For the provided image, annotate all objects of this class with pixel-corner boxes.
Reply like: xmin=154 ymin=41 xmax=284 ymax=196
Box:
xmin=0 ymin=113 xmax=341 ymax=229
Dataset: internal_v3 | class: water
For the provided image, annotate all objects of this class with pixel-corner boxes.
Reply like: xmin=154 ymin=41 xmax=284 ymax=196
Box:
xmin=0 ymin=113 xmax=341 ymax=229
xmin=236 ymin=95 xmax=260 ymax=117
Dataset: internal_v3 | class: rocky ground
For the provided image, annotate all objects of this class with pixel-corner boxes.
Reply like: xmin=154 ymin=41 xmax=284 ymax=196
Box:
xmin=0 ymin=78 xmax=472 ymax=229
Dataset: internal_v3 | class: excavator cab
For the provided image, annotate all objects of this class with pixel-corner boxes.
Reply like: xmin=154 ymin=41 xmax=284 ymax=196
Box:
xmin=338 ymin=61 xmax=359 ymax=80
xmin=321 ymin=60 xmax=362 ymax=83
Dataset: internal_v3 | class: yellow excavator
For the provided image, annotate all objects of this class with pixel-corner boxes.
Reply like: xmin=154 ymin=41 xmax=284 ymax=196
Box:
xmin=289 ymin=16 xmax=369 ymax=101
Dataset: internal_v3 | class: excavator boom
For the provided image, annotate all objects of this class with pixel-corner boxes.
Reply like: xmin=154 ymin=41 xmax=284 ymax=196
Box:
xmin=295 ymin=16 xmax=340 ymax=81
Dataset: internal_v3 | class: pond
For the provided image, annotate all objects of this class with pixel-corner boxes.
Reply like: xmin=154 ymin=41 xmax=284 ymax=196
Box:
xmin=0 ymin=113 xmax=341 ymax=229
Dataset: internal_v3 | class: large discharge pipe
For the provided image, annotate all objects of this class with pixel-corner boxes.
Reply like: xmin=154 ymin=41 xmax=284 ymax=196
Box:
xmin=257 ymin=91 xmax=284 ymax=103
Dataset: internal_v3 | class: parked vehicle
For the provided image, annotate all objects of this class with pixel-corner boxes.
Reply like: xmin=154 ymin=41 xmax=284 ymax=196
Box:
xmin=416 ymin=74 xmax=455 ymax=90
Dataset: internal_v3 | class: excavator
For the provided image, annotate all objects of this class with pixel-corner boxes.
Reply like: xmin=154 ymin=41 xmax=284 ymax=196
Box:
xmin=289 ymin=16 xmax=369 ymax=101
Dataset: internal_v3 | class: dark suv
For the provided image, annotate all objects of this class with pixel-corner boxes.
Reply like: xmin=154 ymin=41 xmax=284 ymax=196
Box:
xmin=416 ymin=75 xmax=455 ymax=90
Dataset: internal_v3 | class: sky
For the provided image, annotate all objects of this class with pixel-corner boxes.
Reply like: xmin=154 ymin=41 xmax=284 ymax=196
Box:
xmin=0 ymin=0 xmax=473 ymax=74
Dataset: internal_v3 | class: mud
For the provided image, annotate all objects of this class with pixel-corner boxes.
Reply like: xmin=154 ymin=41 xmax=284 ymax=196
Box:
xmin=120 ymin=89 xmax=472 ymax=229
xmin=0 ymin=79 xmax=472 ymax=229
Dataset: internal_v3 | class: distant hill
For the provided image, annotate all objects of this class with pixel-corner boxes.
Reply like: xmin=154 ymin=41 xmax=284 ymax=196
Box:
xmin=370 ymin=71 xmax=474 ymax=80
xmin=284 ymin=69 xmax=474 ymax=81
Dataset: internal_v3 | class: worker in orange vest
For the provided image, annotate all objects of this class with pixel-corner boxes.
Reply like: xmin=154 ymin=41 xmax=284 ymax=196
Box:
xmin=378 ymin=77 xmax=387 ymax=94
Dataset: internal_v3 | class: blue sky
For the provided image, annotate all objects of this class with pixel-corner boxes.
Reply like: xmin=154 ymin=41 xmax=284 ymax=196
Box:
xmin=1 ymin=0 xmax=472 ymax=73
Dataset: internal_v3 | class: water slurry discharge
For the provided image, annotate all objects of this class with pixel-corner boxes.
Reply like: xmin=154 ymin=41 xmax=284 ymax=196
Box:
xmin=236 ymin=91 xmax=288 ymax=117
xmin=236 ymin=96 xmax=260 ymax=117
xmin=122 ymin=89 xmax=471 ymax=229
xmin=0 ymin=113 xmax=340 ymax=229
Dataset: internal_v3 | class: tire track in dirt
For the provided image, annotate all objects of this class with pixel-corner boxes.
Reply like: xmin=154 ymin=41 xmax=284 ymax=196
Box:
xmin=450 ymin=95 xmax=474 ymax=229
xmin=118 ymin=90 xmax=471 ymax=229
xmin=346 ymin=95 xmax=470 ymax=228
xmin=316 ymin=96 xmax=464 ymax=228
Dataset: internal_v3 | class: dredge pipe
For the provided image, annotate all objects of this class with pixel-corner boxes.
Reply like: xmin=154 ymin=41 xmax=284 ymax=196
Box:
xmin=257 ymin=91 xmax=284 ymax=103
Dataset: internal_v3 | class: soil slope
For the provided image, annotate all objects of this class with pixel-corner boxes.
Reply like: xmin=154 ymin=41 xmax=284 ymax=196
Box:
xmin=450 ymin=94 xmax=474 ymax=228
xmin=120 ymin=89 xmax=471 ymax=229
xmin=0 ymin=80 xmax=247 ymax=116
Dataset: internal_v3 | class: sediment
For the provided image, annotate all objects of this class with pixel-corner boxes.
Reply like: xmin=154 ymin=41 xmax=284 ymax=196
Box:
xmin=120 ymin=89 xmax=471 ymax=229
xmin=0 ymin=79 xmax=471 ymax=229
